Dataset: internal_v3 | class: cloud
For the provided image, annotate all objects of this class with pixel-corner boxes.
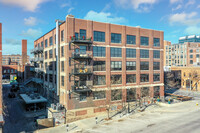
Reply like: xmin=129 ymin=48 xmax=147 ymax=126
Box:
xmin=0 ymin=0 xmax=48 ymax=12
xmin=169 ymin=12 xmax=200 ymax=26
xmin=198 ymin=5 xmax=200 ymax=8
xmin=184 ymin=26 xmax=200 ymax=35
xmin=5 ymin=39 xmax=21 ymax=45
xmin=24 ymin=17 xmax=37 ymax=26
xmin=185 ymin=0 xmax=195 ymax=7
xmin=114 ymin=0 xmax=158 ymax=12
xmin=84 ymin=10 xmax=126 ymax=24
xmin=170 ymin=0 xmax=182 ymax=4
xmin=67 ymin=7 xmax=74 ymax=14
xmin=102 ymin=3 xmax=111 ymax=12
xmin=20 ymin=28 xmax=42 ymax=39
xmin=172 ymin=4 xmax=182 ymax=11
xmin=2 ymin=44 xmax=21 ymax=55
xmin=60 ymin=3 xmax=70 ymax=8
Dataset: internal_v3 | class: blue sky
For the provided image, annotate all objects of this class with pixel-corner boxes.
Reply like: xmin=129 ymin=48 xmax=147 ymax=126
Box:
xmin=0 ymin=0 xmax=200 ymax=56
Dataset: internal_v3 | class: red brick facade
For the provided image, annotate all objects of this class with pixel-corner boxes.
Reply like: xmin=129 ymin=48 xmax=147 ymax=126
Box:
xmin=34 ymin=15 xmax=164 ymax=117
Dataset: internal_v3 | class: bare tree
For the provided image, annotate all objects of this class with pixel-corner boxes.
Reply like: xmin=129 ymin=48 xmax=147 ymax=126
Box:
xmin=189 ymin=71 xmax=200 ymax=91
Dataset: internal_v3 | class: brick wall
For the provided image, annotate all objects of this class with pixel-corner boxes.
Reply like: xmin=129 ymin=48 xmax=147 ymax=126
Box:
xmin=0 ymin=23 xmax=2 ymax=114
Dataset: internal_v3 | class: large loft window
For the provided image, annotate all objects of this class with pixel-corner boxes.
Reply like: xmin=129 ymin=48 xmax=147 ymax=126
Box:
xmin=94 ymin=31 xmax=105 ymax=42
xmin=93 ymin=46 xmax=106 ymax=57
xmin=153 ymin=38 xmax=160 ymax=47
xmin=45 ymin=39 xmax=48 ymax=47
xmin=49 ymin=62 xmax=53 ymax=70
xmin=111 ymin=75 xmax=122 ymax=84
xmin=61 ymin=76 xmax=64 ymax=86
xmin=111 ymin=61 xmax=122 ymax=71
xmin=140 ymin=36 xmax=149 ymax=46
xmin=140 ymin=74 xmax=149 ymax=82
xmin=153 ymin=73 xmax=160 ymax=82
xmin=49 ymin=49 xmax=53 ymax=58
xmin=111 ymin=89 xmax=122 ymax=101
xmin=153 ymin=50 xmax=160 ymax=58
xmin=141 ymin=87 xmax=149 ymax=98
xmin=93 ymin=61 xmax=106 ymax=71
xmin=154 ymin=86 xmax=160 ymax=98
xmin=153 ymin=62 xmax=160 ymax=70
xmin=126 ymin=61 xmax=136 ymax=70
xmin=61 ymin=46 xmax=64 ymax=57
xmin=45 ymin=51 xmax=48 ymax=59
xmin=61 ymin=61 xmax=64 ymax=72
xmin=126 ymin=48 xmax=136 ymax=58
xmin=93 ymin=75 xmax=106 ymax=85
xmin=140 ymin=49 xmax=149 ymax=58
xmin=127 ymin=88 xmax=136 ymax=101
xmin=110 ymin=47 xmax=122 ymax=57
xmin=140 ymin=62 xmax=149 ymax=70
xmin=80 ymin=29 xmax=86 ymax=40
xmin=127 ymin=35 xmax=136 ymax=44
xmin=75 ymin=46 xmax=87 ymax=54
xmin=49 ymin=36 xmax=53 ymax=46
xmin=41 ymin=41 xmax=43 ymax=47
xmin=61 ymin=30 xmax=64 ymax=42
xmin=126 ymin=74 xmax=136 ymax=83
xmin=111 ymin=33 xmax=121 ymax=43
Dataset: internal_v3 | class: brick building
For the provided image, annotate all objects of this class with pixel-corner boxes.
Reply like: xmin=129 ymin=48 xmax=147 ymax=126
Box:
xmin=179 ymin=35 xmax=200 ymax=44
xmin=164 ymin=41 xmax=200 ymax=67
xmin=32 ymin=15 xmax=164 ymax=121
xmin=2 ymin=54 xmax=29 ymax=65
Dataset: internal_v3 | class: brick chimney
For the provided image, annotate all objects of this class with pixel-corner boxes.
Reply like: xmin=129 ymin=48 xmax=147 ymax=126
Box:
xmin=22 ymin=39 xmax=27 ymax=65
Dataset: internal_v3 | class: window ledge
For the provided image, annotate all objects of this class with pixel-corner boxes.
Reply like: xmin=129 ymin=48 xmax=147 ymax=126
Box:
xmin=93 ymin=98 xmax=106 ymax=101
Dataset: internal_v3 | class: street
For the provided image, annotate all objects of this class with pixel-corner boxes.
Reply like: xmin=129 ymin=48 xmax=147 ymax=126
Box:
xmin=3 ymin=84 xmax=36 ymax=133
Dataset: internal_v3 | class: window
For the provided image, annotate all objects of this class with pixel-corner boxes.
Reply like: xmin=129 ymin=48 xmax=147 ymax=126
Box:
xmin=41 ymin=41 xmax=43 ymax=47
xmin=54 ymin=61 xmax=56 ymax=71
xmin=54 ymin=34 xmax=56 ymax=44
xmin=93 ymin=61 xmax=105 ymax=71
xmin=94 ymin=31 xmax=105 ymax=42
xmin=61 ymin=30 xmax=64 ymax=42
xmin=54 ymin=49 xmax=56 ymax=58
xmin=153 ymin=50 xmax=160 ymax=58
xmin=126 ymin=61 xmax=136 ymax=70
xmin=190 ymin=55 xmax=193 ymax=58
xmin=94 ymin=75 xmax=106 ymax=85
xmin=153 ymin=62 xmax=160 ymax=70
xmin=45 ymin=51 xmax=48 ymax=59
xmin=45 ymin=74 xmax=48 ymax=81
xmin=49 ymin=36 xmax=53 ymax=46
xmin=153 ymin=73 xmax=160 ymax=82
xmin=127 ymin=88 xmax=136 ymax=101
xmin=140 ymin=62 xmax=149 ymax=70
xmin=154 ymin=86 xmax=160 ymax=98
xmin=141 ymin=87 xmax=149 ymax=97
xmin=111 ymin=33 xmax=121 ymax=43
xmin=140 ymin=36 xmax=149 ymax=46
xmin=45 ymin=39 xmax=48 ymax=47
xmin=111 ymin=61 xmax=122 ymax=71
xmin=49 ymin=62 xmax=53 ymax=70
xmin=61 ymin=76 xmax=64 ymax=86
xmin=45 ymin=62 xmax=48 ymax=70
xmin=111 ymin=90 xmax=122 ymax=101
xmin=190 ymin=60 xmax=193 ymax=64
xmin=140 ymin=74 xmax=149 ymax=82
xmin=126 ymin=74 xmax=136 ymax=83
xmin=197 ymin=54 xmax=200 ymax=58
xmin=140 ymin=49 xmax=149 ymax=58
xmin=49 ymin=50 xmax=53 ymax=58
xmin=80 ymin=29 xmax=86 ymax=40
xmin=79 ymin=92 xmax=88 ymax=101
xmin=93 ymin=46 xmax=106 ymax=57
xmin=127 ymin=35 xmax=136 ymax=44
xmin=75 ymin=32 xmax=78 ymax=40
xmin=110 ymin=47 xmax=122 ymax=57
xmin=190 ymin=49 xmax=193 ymax=53
xmin=93 ymin=91 xmax=106 ymax=100
xmin=154 ymin=38 xmax=160 ymax=47
xmin=126 ymin=48 xmax=136 ymax=58
xmin=61 ymin=61 xmax=64 ymax=72
xmin=111 ymin=75 xmax=122 ymax=84
xmin=61 ymin=46 xmax=64 ymax=57
xmin=49 ymin=74 xmax=53 ymax=82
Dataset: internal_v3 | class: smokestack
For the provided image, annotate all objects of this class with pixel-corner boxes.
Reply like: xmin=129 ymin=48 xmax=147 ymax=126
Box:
xmin=22 ymin=39 xmax=27 ymax=65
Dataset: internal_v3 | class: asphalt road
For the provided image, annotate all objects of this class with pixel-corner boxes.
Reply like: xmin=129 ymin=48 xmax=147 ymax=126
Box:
xmin=3 ymin=84 xmax=36 ymax=133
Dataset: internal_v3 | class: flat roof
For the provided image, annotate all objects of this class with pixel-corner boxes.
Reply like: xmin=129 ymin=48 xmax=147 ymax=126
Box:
xmin=20 ymin=94 xmax=47 ymax=104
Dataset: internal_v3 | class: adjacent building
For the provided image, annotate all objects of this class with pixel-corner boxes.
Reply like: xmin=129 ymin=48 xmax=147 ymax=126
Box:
xmin=164 ymin=41 xmax=200 ymax=67
xmin=32 ymin=15 xmax=164 ymax=121
xmin=2 ymin=54 xmax=29 ymax=65
xmin=179 ymin=35 xmax=200 ymax=44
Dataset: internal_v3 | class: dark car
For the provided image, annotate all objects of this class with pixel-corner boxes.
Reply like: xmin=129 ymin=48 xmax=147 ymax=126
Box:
xmin=8 ymin=92 xmax=15 ymax=98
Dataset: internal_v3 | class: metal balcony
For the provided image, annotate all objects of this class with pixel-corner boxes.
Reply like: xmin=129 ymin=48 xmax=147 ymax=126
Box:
xmin=71 ymin=66 xmax=93 ymax=75
xmin=30 ymin=47 xmax=44 ymax=54
xmin=71 ymin=81 xmax=93 ymax=92
xmin=35 ymin=68 xmax=44 ymax=73
xmin=70 ymin=37 xmax=93 ymax=45
xmin=71 ymin=52 xmax=92 ymax=59
xmin=30 ymin=57 xmax=43 ymax=62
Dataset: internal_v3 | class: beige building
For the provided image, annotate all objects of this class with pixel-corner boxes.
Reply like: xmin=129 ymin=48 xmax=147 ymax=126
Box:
xmin=2 ymin=54 xmax=30 ymax=65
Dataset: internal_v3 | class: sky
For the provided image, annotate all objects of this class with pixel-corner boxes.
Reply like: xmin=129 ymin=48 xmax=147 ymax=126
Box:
xmin=0 ymin=0 xmax=200 ymax=56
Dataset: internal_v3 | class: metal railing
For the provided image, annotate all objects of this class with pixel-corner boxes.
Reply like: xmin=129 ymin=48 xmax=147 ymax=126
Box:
xmin=72 ymin=66 xmax=93 ymax=75
xmin=30 ymin=47 xmax=44 ymax=54
xmin=72 ymin=80 xmax=93 ymax=92
xmin=30 ymin=57 xmax=44 ymax=62
xmin=71 ymin=52 xmax=92 ymax=59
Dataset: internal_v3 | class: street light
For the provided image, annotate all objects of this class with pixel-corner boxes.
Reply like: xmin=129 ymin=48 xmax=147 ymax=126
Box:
xmin=95 ymin=117 xmax=98 ymax=124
